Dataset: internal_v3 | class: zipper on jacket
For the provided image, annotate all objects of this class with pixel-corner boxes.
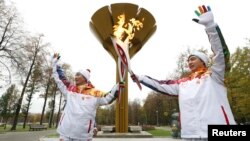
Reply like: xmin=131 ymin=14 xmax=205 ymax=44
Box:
xmin=221 ymin=105 xmax=229 ymax=125
xmin=87 ymin=120 xmax=92 ymax=133
xmin=59 ymin=113 xmax=65 ymax=125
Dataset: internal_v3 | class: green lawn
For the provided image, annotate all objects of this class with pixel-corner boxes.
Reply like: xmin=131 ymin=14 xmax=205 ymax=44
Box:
xmin=0 ymin=124 xmax=56 ymax=133
xmin=0 ymin=125 xmax=29 ymax=133
xmin=147 ymin=129 xmax=172 ymax=137
xmin=1 ymin=125 xmax=171 ymax=138
xmin=46 ymin=133 xmax=59 ymax=138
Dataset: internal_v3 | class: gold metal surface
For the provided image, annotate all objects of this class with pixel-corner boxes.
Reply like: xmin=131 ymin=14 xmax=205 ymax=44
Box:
xmin=90 ymin=3 xmax=156 ymax=133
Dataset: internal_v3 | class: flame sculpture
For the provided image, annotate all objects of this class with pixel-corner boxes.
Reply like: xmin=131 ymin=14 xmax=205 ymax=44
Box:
xmin=90 ymin=3 xmax=156 ymax=133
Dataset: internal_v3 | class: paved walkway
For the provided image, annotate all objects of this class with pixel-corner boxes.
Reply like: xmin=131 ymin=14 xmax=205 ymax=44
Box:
xmin=41 ymin=137 xmax=181 ymax=141
xmin=40 ymin=127 xmax=181 ymax=141
xmin=0 ymin=127 xmax=181 ymax=141
xmin=0 ymin=130 xmax=56 ymax=141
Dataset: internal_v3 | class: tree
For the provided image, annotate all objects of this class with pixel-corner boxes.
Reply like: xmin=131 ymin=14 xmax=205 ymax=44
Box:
xmin=227 ymin=45 xmax=250 ymax=123
xmin=143 ymin=92 xmax=159 ymax=125
xmin=96 ymin=104 xmax=115 ymax=125
xmin=39 ymin=66 xmax=52 ymax=125
xmin=48 ymin=84 xmax=57 ymax=128
xmin=0 ymin=84 xmax=19 ymax=129
xmin=128 ymin=98 xmax=142 ymax=125
xmin=0 ymin=0 xmax=26 ymax=73
xmin=0 ymin=0 xmax=25 ymax=89
xmin=22 ymin=62 xmax=43 ymax=128
xmin=11 ymin=34 xmax=49 ymax=130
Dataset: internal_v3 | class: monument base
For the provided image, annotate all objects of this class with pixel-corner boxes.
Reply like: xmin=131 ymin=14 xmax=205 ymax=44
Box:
xmin=96 ymin=126 xmax=153 ymax=138
xmin=96 ymin=131 xmax=153 ymax=138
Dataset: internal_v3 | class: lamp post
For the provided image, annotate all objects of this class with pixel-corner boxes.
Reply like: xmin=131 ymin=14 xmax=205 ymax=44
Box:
xmin=156 ymin=110 xmax=159 ymax=126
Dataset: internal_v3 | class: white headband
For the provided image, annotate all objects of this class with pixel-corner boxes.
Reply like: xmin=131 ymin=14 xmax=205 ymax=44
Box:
xmin=79 ymin=69 xmax=90 ymax=82
xmin=189 ymin=51 xmax=209 ymax=67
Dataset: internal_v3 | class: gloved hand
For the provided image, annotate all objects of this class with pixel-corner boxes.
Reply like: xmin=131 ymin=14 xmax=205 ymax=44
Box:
xmin=52 ymin=53 xmax=61 ymax=65
xmin=110 ymin=82 xmax=120 ymax=95
xmin=131 ymin=74 xmax=142 ymax=82
xmin=192 ymin=5 xmax=215 ymax=28
xmin=110 ymin=82 xmax=125 ymax=96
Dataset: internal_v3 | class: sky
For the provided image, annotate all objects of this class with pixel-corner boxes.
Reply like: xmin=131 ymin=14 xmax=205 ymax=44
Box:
xmin=5 ymin=0 xmax=250 ymax=113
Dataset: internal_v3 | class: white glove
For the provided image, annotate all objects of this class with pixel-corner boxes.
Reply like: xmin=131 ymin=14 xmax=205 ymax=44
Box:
xmin=131 ymin=74 xmax=143 ymax=82
xmin=51 ymin=53 xmax=60 ymax=66
xmin=110 ymin=83 xmax=120 ymax=95
xmin=192 ymin=5 xmax=216 ymax=28
xmin=110 ymin=82 xmax=125 ymax=96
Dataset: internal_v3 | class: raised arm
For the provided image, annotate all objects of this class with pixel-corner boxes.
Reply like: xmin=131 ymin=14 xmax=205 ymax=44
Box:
xmin=56 ymin=65 xmax=71 ymax=88
xmin=51 ymin=54 xmax=68 ymax=97
xmin=192 ymin=5 xmax=230 ymax=84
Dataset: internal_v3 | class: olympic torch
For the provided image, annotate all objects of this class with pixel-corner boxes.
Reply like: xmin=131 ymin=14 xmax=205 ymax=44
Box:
xmin=111 ymin=14 xmax=143 ymax=93
xmin=111 ymin=37 xmax=142 ymax=90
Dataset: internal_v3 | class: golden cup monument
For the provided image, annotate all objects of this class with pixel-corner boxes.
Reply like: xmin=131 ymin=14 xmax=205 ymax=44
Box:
xmin=90 ymin=3 xmax=156 ymax=133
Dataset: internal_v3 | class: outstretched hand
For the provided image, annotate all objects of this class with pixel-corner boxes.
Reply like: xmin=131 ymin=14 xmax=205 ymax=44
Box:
xmin=52 ymin=53 xmax=61 ymax=64
xmin=118 ymin=81 xmax=125 ymax=88
xmin=192 ymin=5 xmax=215 ymax=28
xmin=111 ymin=82 xmax=125 ymax=96
xmin=131 ymin=74 xmax=142 ymax=82
xmin=53 ymin=53 xmax=61 ymax=60
xmin=131 ymin=74 xmax=138 ymax=82
xmin=130 ymin=74 xmax=142 ymax=90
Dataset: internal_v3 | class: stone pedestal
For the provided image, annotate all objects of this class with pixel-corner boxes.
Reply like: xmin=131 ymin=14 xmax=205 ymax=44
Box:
xmin=98 ymin=126 xmax=152 ymax=138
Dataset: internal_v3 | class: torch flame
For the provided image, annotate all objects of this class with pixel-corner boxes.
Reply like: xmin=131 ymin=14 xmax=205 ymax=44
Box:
xmin=113 ymin=14 xmax=144 ymax=44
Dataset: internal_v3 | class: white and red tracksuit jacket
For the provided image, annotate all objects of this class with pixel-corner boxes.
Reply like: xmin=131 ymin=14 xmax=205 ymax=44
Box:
xmin=52 ymin=62 xmax=118 ymax=140
xmin=138 ymin=24 xmax=236 ymax=138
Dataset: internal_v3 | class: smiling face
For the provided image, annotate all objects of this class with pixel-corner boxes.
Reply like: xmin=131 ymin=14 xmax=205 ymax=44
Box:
xmin=188 ymin=55 xmax=206 ymax=72
xmin=75 ymin=72 xmax=87 ymax=86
